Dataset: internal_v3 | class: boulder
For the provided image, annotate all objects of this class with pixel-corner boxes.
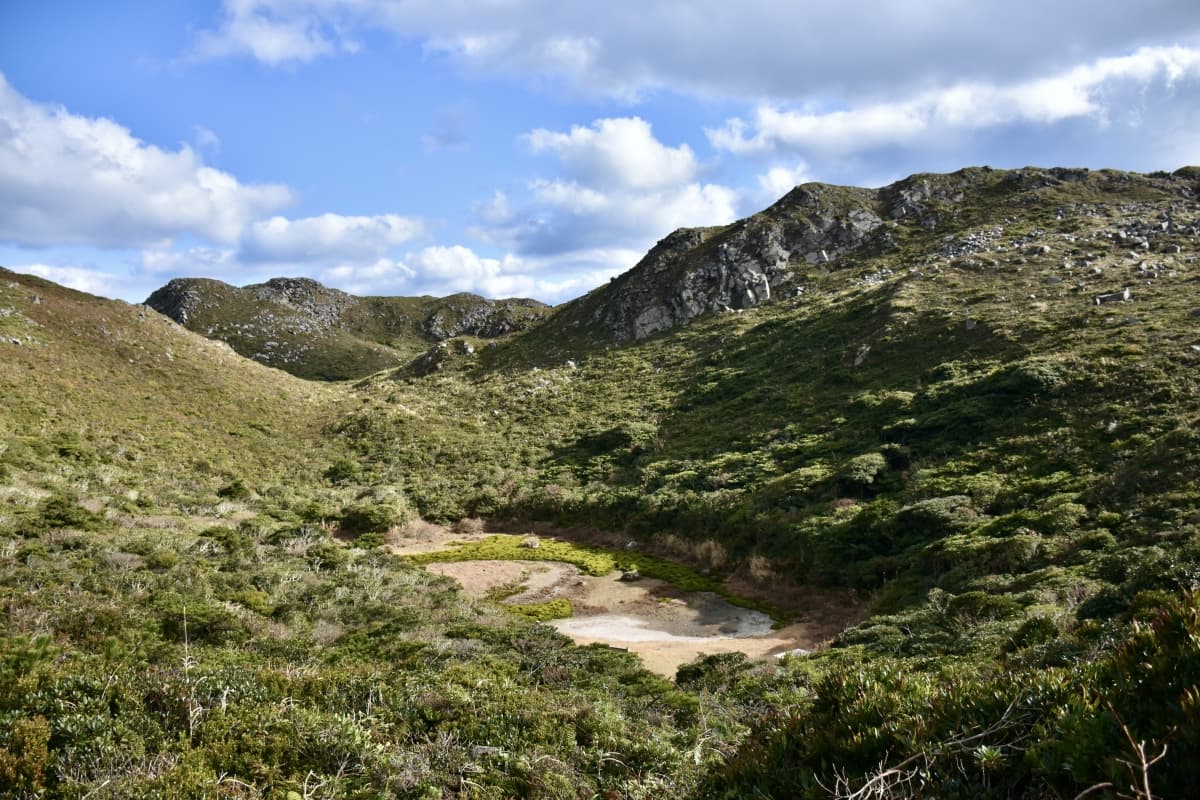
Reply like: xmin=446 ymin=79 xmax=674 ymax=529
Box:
xmin=1095 ymin=287 xmax=1132 ymax=305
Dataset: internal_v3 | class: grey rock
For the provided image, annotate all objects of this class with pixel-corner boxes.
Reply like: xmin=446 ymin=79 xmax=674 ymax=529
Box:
xmin=402 ymin=342 xmax=451 ymax=377
xmin=557 ymin=183 xmax=885 ymax=342
xmin=774 ymin=647 xmax=810 ymax=658
xmin=1095 ymin=287 xmax=1132 ymax=304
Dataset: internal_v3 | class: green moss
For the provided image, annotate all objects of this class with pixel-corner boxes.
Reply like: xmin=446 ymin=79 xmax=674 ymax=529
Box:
xmin=504 ymin=598 xmax=572 ymax=621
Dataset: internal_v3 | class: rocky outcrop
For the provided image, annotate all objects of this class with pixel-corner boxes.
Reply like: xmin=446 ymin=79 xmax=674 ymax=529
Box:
xmin=543 ymin=166 xmax=1200 ymax=344
xmin=554 ymin=183 xmax=886 ymax=341
xmin=144 ymin=279 xmax=207 ymax=325
xmin=423 ymin=294 xmax=550 ymax=339
xmin=250 ymin=277 xmax=357 ymax=332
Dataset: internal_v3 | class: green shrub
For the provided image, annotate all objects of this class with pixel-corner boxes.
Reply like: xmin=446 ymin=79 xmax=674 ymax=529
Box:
xmin=323 ymin=458 xmax=362 ymax=484
xmin=22 ymin=493 xmax=104 ymax=534
xmin=0 ymin=715 xmax=50 ymax=795
xmin=217 ymin=478 xmax=251 ymax=499
xmin=944 ymin=591 xmax=1021 ymax=626
xmin=154 ymin=593 xmax=248 ymax=645
xmin=339 ymin=486 xmax=413 ymax=533
xmin=839 ymin=452 xmax=889 ymax=493
xmin=895 ymin=495 xmax=979 ymax=537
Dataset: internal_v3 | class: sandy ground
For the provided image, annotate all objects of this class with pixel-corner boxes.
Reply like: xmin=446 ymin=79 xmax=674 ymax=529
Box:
xmin=393 ymin=524 xmax=857 ymax=677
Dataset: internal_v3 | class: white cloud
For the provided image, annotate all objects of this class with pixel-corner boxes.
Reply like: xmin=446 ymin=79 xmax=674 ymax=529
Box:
xmin=494 ymin=116 xmax=737 ymax=258
xmin=240 ymin=213 xmax=425 ymax=263
xmin=519 ymin=177 xmax=736 ymax=254
xmin=193 ymin=125 xmax=221 ymax=153
xmin=19 ymin=264 xmax=136 ymax=298
xmin=193 ymin=1 xmax=1200 ymax=103
xmin=192 ymin=1 xmax=337 ymax=65
xmin=757 ymin=162 xmax=813 ymax=201
xmin=141 ymin=245 xmax=239 ymax=277
xmin=320 ymin=257 xmax=416 ymax=296
xmin=473 ymin=190 xmax=514 ymax=225
xmin=708 ymin=46 xmax=1200 ymax=156
xmin=524 ymin=117 xmax=698 ymax=191
xmin=0 ymin=74 xmax=293 ymax=249
xmin=308 ymin=243 xmax=639 ymax=303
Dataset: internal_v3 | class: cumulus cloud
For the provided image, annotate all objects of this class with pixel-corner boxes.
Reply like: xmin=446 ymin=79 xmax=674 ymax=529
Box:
xmin=319 ymin=258 xmax=415 ymax=296
xmin=496 ymin=117 xmax=737 ymax=257
xmin=19 ymin=264 xmax=137 ymax=298
xmin=473 ymin=190 xmax=514 ymax=225
xmin=708 ymin=46 xmax=1200 ymax=157
xmin=516 ymin=177 xmax=737 ymax=255
xmin=240 ymin=213 xmax=425 ymax=263
xmin=192 ymin=0 xmax=338 ymax=65
xmin=140 ymin=245 xmax=240 ymax=278
xmin=193 ymin=125 xmax=221 ymax=153
xmin=524 ymin=117 xmax=698 ymax=191
xmin=309 ymin=244 xmax=628 ymax=303
xmin=0 ymin=75 xmax=293 ymax=250
xmin=756 ymin=162 xmax=814 ymax=203
xmin=193 ymin=1 xmax=1200 ymax=101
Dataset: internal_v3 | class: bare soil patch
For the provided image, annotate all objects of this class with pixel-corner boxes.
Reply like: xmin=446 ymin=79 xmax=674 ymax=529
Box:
xmin=393 ymin=523 xmax=863 ymax=677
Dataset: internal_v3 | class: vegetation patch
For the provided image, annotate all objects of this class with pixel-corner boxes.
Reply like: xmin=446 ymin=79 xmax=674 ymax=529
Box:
xmin=504 ymin=598 xmax=573 ymax=621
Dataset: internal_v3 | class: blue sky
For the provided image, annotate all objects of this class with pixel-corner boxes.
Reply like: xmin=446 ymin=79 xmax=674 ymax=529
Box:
xmin=2 ymin=1 xmax=1198 ymax=304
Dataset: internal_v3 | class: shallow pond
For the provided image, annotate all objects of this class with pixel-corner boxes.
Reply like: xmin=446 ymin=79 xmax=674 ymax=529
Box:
xmin=425 ymin=558 xmax=815 ymax=676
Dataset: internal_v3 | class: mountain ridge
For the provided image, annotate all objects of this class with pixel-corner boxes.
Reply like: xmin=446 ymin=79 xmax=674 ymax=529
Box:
xmin=145 ymin=166 xmax=1200 ymax=378
xmin=145 ymin=275 xmax=551 ymax=380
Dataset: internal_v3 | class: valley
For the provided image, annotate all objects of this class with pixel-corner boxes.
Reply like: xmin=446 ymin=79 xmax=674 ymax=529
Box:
xmin=2 ymin=166 xmax=1200 ymax=798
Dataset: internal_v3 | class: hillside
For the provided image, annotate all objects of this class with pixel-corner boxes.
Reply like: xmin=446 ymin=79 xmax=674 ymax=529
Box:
xmin=145 ymin=276 xmax=551 ymax=380
xmin=3 ymin=165 xmax=1200 ymax=798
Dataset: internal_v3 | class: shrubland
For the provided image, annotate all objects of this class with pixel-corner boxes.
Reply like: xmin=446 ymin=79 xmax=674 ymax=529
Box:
xmin=3 ymin=166 xmax=1200 ymax=797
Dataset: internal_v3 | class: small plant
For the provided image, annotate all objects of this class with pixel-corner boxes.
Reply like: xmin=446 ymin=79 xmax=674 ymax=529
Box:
xmin=216 ymin=478 xmax=251 ymax=500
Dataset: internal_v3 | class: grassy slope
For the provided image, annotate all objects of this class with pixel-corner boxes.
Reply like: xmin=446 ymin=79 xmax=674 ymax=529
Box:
xmin=0 ymin=268 xmax=729 ymax=799
xmin=2 ymin=166 xmax=1200 ymax=798
xmin=335 ymin=168 xmax=1200 ymax=794
xmin=0 ymin=269 xmax=340 ymax=508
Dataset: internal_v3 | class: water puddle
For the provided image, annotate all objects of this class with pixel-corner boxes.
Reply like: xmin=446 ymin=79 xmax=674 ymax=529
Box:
xmin=425 ymin=557 xmax=818 ymax=676
xmin=553 ymin=609 xmax=775 ymax=643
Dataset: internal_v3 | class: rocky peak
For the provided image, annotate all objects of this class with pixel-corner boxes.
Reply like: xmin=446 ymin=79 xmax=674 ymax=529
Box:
xmin=549 ymin=182 xmax=885 ymax=342
xmin=251 ymin=277 xmax=357 ymax=332
xmin=144 ymin=276 xmax=551 ymax=380
xmin=144 ymin=278 xmax=220 ymax=325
